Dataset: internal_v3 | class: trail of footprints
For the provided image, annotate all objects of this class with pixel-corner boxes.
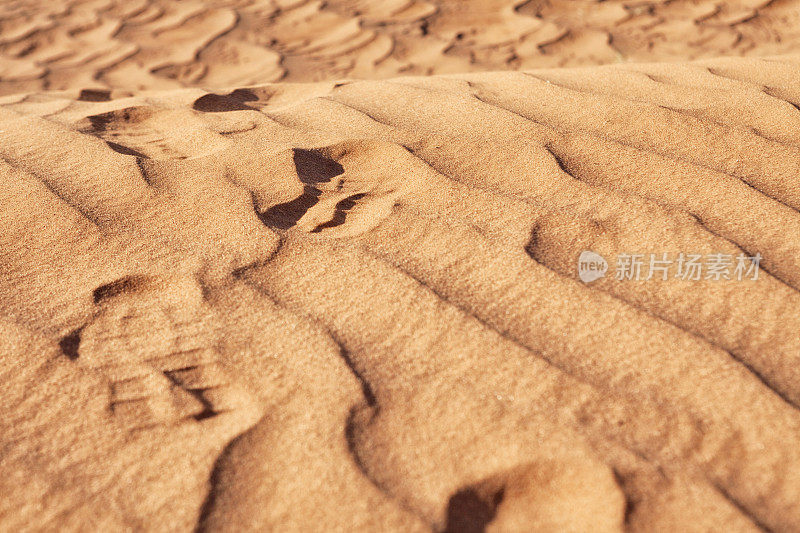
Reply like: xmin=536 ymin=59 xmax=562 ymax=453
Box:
xmin=73 ymin=275 xmax=258 ymax=432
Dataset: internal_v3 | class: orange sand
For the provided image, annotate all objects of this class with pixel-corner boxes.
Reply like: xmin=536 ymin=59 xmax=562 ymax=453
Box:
xmin=1 ymin=1 xmax=800 ymax=532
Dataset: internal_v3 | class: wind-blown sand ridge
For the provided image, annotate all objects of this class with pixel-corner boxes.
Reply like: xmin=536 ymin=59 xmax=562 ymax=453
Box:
xmin=2 ymin=0 xmax=800 ymax=530
xmin=1 ymin=54 xmax=800 ymax=530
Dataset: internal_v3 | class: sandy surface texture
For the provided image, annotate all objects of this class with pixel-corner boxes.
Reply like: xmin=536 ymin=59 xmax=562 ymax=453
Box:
xmin=1 ymin=1 xmax=800 ymax=532
xmin=3 ymin=0 xmax=800 ymax=94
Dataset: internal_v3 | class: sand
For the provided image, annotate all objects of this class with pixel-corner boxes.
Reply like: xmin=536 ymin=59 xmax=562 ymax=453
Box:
xmin=1 ymin=1 xmax=800 ymax=531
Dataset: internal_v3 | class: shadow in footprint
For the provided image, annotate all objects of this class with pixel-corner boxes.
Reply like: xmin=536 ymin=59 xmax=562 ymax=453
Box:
xmin=310 ymin=193 xmax=366 ymax=233
xmin=259 ymin=187 xmax=322 ymax=230
xmin=444 ymin=486 xmax=505 ymax=533
xmin=258 ymin=149 xmax=345 ymax=230
xmin=78 ymin=89 xmax=111 ymax=102
xmin=106 ymin=141 xmax=147 ymax=158
xmin=88 ymin=114 xmax=111 ymax=132
xmin=193 ymin=89 xmax=259 ymax=112
xmin=292 ymin=148 xmax=344 ymax=185
xmin=86 ymin=107 xmax=155 ymax=132
xmin=93 ymin=276 xmax=152 ymax=303
xmin=59 ymin=327 xmax=84 ymax=361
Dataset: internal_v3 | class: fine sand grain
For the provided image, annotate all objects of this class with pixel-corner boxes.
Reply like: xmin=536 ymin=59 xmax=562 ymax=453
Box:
xmin=1 ymin=1 xmax=800 ymax=532
xmin=3 ymin=0 xmax=800 ymax=93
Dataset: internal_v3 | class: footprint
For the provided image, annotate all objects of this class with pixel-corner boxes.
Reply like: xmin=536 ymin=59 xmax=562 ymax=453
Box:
xmin=77 ymin=89 xmax=112 ymax=102
xmin=258 ymin=142 xmax=412 ymax=238
xmin=444 ymin=460 xmax=626 ymax=533
xmin=78 ymin=105 xmax=234 ymax=160
xmin=66 ymin=275 xmax=260 ymax=433
xmin=192 ymin=89 xmax=259 ymax=113
xmin=84 ymin=106 xmax=157 ymax=133
xmin=309 ymin=192 xmax=368 ymax=233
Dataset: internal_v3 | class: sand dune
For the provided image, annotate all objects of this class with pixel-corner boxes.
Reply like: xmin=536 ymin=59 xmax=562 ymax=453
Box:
xmin=3 ymin=0 xmax=800 ymax=95
xmin=2 ymin=0 xmax=800 ymax=531
xmin=1 ymin=55 xmax=800 ymax=530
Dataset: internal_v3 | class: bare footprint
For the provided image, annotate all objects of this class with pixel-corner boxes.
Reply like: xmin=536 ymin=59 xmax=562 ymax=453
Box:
xmin=67 ymin=275 xmax=260 ymax=434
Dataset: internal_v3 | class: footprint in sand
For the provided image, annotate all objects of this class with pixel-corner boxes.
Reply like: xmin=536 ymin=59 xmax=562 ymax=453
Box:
xmin=78 ymin=104 xmax=242 ymax=160
xmin=258 ymin=142 xmax=410 ymax=238
xmin=444 ymin=460 xmax=625 ymax=533
xmin=65 ymin=275 xmax=260 ymax=434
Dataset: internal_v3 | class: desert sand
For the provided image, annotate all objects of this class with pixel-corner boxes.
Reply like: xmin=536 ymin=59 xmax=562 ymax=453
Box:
xmin=1 ymin=1 xmax=800 ymax=532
